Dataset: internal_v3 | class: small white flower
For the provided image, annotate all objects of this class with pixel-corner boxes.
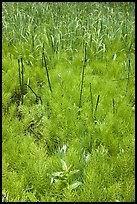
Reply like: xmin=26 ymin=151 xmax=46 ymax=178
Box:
xmin=83 ymin=150 xmax=90 ymax=162
xmin=85 ymin=153 xmax=90 ymax=162
xmin=59 ymin=144 xmax=67 ymax=154
xmin=61 ymin=144 xmax=67 ymax=153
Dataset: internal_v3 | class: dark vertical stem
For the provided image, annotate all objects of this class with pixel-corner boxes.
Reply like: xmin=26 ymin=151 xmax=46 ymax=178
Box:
xmin=128 ymin=59 xmax=131 ymax=80
xmin=25 ymin=84 xmax=42 ymax=104
xmin=18 ymin=59 xmax=22 ymax=94
xmin=59 ymin=32 xmax=62 ymax=51
xmin=32 ymin=35 xmax=34 ymax=52
xmin=90 ymin=34 xmax=92 ymax=47
xmin=21 ymin=57 xmax=24 ymax=104
xmin=94 ymin=95 xmax=100 ymax=120
xmin=78 ymin=42 xmax=87 ymax=116
xmin=21 ymin=58 xmax=24 ymax=89
xmin=84 ymin=42 xmax=87 ymax=63
xmin=42 ymin=44 xmax=52 ymax=93
xmin=18 ymin=58 xmax=24 ymax=105
xmin=90 ymin=82 xmax=94 ymax=120
xmin=112 ymin=98 xmax=114 ymax=114
xmin=78 ymin=66 xmax=85 ymax=115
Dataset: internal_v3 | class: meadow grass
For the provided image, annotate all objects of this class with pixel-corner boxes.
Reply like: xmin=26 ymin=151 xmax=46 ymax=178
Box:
xmin=2 ymin=2 xmax=135 ymax=202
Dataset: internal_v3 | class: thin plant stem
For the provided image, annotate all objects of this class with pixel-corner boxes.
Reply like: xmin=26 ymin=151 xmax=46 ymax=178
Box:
xmin=42 ymin=43 xmax=52 ymax=93
xmin=18 ymin=59 xmax=22 ymax=94
xmin=113 ymin=98 xmax=115 ymax=115
xmin=128 ymin=59 xmax=131 ymax=81
xmin=18 ymin=58 xmax=24 ymax=105
xmin=90 ymin=82 xmax=94 ymax=120
xmin=32 ymin=34 xmax=34 ymax=52
xmin=24 ymin=83 xmax=42 ymax=104
xmin=21 ymin=57 xmax=24 ymax=104
xmin=78 ymin=42 xmax=87 ymax=116
xmin=94 ymin=94 xmax=100 ymax=120
xmin=126 ymin=59 xmax=131 ymax=93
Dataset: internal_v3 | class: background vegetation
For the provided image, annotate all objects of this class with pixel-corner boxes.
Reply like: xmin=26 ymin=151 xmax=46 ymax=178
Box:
xmin=2 ymin=2 xmax=135 ymax=202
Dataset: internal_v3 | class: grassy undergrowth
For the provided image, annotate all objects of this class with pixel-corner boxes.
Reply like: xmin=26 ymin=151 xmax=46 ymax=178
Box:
xmin=2 ymin=2 xmax=135 ymax=202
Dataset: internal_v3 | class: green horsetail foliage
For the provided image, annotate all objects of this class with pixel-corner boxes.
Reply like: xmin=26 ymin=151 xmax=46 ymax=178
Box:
xmin=24 ymin=83 xmax=42 ymax=104
xmin=2 ymin=2 xmax=135 ymax=202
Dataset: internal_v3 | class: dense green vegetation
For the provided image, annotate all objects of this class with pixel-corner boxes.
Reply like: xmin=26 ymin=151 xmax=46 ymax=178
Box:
xmin=2 ymin=2 xmax=135 ymax=202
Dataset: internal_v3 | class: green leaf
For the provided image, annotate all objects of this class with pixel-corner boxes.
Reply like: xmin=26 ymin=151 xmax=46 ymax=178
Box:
xmin=68 ymin=169 xmax=80 ymax=177
xmin=52 ymin=171 xmax=64 ymax=177
xmin=60 ymin=159 xmax=68 ymax=171
xmin=69 ymin=181 xmax=82 ymax=191
xmin=27 ymin=192 xmax=37 ymax=202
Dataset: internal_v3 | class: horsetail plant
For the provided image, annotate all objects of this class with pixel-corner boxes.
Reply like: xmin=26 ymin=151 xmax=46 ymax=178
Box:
xmin=94 ymin=94 xmax=100 ymax=121
xmin=18 ymin=58 xmax=22 ymax=95
xmin=21 ymin=58 xmax=24 ymax=93
xmin=42 ymin=43 xmax=52 ymax=93
xmin=126 ymin=59 xmax=131 ymax=93
xmin=78 ymin=42 xmax=87 ymax=116
xmin=18 ymin=57 xmax=24 ymax=105
xmin=90 ymin=82 xmax=94 ymax=120
xmin=112 ymin=98 xmax=115 ymax=115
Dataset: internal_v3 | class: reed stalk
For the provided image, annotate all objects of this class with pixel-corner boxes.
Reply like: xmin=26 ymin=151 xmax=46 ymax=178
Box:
xmin=78 ymin=42 xmax=87 ymax=115
xmin=42 ymin=43 xmax=52 ymax=93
